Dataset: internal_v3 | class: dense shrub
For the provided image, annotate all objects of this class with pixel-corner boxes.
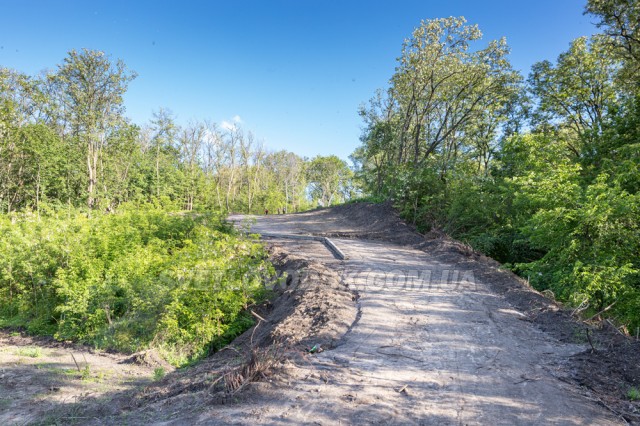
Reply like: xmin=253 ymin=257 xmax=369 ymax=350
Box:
xmin=0 ymin=205 xmax=273 ymax=364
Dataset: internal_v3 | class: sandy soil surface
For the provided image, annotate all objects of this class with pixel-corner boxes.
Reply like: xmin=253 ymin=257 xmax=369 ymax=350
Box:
xmin=0 ymin=332 xmax=159 ymax=425
xmin=2 ymin=203 xmax=638 ymax=424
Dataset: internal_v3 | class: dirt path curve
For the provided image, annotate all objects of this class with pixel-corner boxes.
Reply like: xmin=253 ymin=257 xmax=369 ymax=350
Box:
xmin=210 ymin=213 xmax=620 ymax=425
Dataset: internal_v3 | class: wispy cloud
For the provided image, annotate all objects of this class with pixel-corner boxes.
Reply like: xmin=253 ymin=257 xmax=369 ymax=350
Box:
xmin=221 ymin=115 xmax=242 ymax=131
xmin=220 ymin=121 xmax=234 ymax=131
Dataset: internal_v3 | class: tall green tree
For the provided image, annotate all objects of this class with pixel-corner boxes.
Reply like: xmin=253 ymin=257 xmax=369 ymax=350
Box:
xmin=586 ymin=0 xmax=640 ymax=67
xmin=306 ymin=155 xmax=353 ymax=207
xmin=355 ymin=17 xmax=520 ymax=224
xmin=389 ymin=17 xmax=519 ymax=168
xmin=149 ymin=108 xmax=179 ymax=199
xmin=0 ymin=69 xmax=80 ymax=212
xmin=177 ymin=122 xmax=205 ymax=211
xmin=51 ymin=49 xmax=136 ymax=208
xmin=528 ymin=36 xmax=620 ymax=147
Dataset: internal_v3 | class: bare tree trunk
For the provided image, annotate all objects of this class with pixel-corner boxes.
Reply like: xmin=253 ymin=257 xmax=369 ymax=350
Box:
xmin=87 ymin=142 xmax=95 ymax=208
xmin=35 ymin=165 xmax=41 ymax=218
xmin=155 ymin=143 xmax=161 ymax=197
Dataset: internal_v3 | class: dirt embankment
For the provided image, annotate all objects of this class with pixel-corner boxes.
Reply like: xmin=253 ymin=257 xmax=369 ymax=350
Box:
xmin=323 ymin=202 xmax=640 ymax=423
xmin=59 ymin=245 xmax=357 ymax=424
xmin=234 ymin=201 xmax=639 ymax=423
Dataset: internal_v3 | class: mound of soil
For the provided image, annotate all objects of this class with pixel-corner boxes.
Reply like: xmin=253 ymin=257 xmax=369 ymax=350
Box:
xmin=124 ymin=349 xmax=174 ymax=371
xmin=316 ymin=201 xmax=425 ymax=246
xmin=265 ymin=246 xmax=357 ymax=350
xmin=105 ymin=244 xmax=359 ymax=419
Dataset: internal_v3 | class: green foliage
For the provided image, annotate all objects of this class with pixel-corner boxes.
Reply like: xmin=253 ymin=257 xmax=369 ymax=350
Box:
xmin=354 ymin=16 xmax=640 ymax=330
xmin=346 ymin=194 xmax=388 ymax=205
xmin=586 ymin=0 xmax=640 ymax=80
xmin=628 ymin=387 xmax=640 ymax=401
xmin=528 ymin=35 xmax=618 ymax=138
xmin=51 ymin=49 xmax=137 ymax=209
xmin=153 ymin=367 xmax=166 ymax=381
xmin=306 ymin=155 xmax=354 ymax=207
xmin=0 ymin=122 xmax=80 ymax=214
xmin=16 ymin=346 xmax=42 ymax=358
xmin=0 ymin=205 xmax=274 ymax=364
xmin=355 ymin=16 xmax=520 ymax=201
xmin=80 ymin=365 xmax=92 ymax=381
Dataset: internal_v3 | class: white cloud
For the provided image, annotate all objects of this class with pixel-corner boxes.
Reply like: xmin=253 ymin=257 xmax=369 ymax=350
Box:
xmin=220 ymin=115 xmax=242 ymax=131
xmin=220 ymin=120 xmax=235 ymax=131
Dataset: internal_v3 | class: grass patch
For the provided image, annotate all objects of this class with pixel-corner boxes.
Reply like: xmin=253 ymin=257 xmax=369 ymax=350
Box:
xmin=16 ymin=346 xmax=42 ymax=358
xmin=153 ymin=367 xmax=166 ymax=381
xmin=628 ymin=387 xmax=640 ymax=401
xmin=80 ymin=365 xmax=92 ymax=381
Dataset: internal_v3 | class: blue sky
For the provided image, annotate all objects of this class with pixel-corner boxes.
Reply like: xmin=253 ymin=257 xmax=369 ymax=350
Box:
xmin=1 ymin=0 xmax=596 ymax=161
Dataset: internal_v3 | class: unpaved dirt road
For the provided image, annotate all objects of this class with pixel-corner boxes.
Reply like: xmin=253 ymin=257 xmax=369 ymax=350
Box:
xmin=1 ymin=207 xmax=628 ymax=425
xmin=194 ymin=211 xmax=621 ymax=424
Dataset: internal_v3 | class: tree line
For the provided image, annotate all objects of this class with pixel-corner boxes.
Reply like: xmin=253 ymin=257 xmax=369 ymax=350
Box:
xmin=0 ymin=50 xmax=358 ymax=359
xmin=0 ymin=50 xmax=354 ymax=215
xmin=353 ymin=1 xmax=640 ymax=329
xmin=0 ymin=49 xmax=355 ymax=358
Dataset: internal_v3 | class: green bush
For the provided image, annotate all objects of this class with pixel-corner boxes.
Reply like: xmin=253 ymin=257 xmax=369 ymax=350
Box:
xmin=0 ymin=204 xmax=273 ymax=364
xmin=378 ymin=131 xmax=640 ymax=330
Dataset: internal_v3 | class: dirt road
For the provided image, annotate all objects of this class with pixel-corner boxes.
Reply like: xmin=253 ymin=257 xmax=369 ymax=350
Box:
xmin=1 ymin=205 xmax=630 ymax=425
xmin=200 ymin=210 xmax=621 ymax=424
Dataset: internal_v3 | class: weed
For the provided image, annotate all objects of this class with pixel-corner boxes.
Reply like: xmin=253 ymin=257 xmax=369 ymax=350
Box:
xmin=60 ymin=368 xmax=78 ymax=377
xmin=153 ymin=367 xmax=166 ymax=381
xmin=80 ymin=365 xmax=91 ymax=381
xmin=222 ymin=344 xmax=283 ymax=394
xmin=16 ymin=346 xmax=42 ymax=358
xmin=628 ymin=387 xmax=640 ymax=401
xmin=569 ymin=329 xmax=589 ymax=344
xmin=31 ymin=402 xmax=87 ymax=426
